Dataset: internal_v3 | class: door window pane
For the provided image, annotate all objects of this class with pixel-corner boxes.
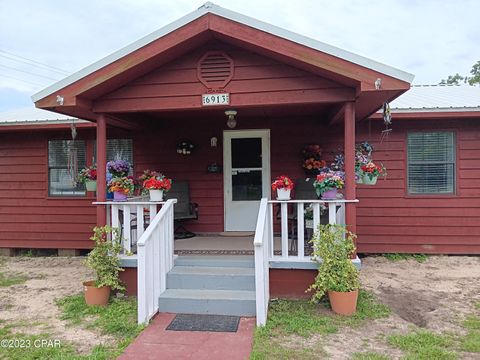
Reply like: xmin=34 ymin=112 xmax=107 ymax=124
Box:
xmin=232 ymin=138 xmax=262 ymax=168
xmin=232 ymin=170 xmax=262 ymax=201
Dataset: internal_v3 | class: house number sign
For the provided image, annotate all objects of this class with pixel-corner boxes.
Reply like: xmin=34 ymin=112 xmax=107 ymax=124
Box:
xmin=202 ymin=93 xmax=230 ymax=106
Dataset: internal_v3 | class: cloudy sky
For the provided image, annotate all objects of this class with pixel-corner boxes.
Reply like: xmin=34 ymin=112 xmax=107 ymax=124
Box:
xmin=0 ymin=0 xmax=479 ymax=112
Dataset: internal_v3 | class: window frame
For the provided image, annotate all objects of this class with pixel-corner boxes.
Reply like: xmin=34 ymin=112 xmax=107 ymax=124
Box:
xmin=47 ymin=139 xmax=87 ymax=198
xmin=406 ymin=131 xmax=457 ymax=197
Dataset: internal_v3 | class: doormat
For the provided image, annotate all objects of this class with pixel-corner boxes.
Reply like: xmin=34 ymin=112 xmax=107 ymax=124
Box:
xmin=166 ymin=314 xmax=240 ymax=332
xmin=174 ymin=249 xmax=254 ymax=255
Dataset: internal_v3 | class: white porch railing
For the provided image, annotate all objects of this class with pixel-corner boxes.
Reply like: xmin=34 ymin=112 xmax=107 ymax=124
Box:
xmin=253 ymin=198 xmax=271 ymax=326
xmin=94 ymin=196 xmax=164 ymax=255
xmin=137 ymin=199 xmax=176 ymax=324
xmin=253 ymin=198 xmax=358 ymax=325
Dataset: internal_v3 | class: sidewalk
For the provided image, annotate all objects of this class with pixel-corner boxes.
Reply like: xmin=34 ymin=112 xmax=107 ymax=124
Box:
xmin=118 ymin=313 xmax=255 ymax=360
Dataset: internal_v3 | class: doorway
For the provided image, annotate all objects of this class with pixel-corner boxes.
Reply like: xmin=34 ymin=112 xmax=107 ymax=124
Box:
xmin=223 ymin=130 xmax=271 ymax=231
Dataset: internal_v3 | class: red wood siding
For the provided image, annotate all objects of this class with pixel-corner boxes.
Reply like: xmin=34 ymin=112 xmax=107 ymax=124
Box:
xmin=0 ymin=130 xmax=97 ymax=249
xmin=354 ymin=118 xmax=480 ymax=254
xmin=94 ymin=41 xmax=354 ymax=113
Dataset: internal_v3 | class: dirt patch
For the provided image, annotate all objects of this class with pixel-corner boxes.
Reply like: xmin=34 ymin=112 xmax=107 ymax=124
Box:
xmin=321 ymin=255 xmax=480 ymax=359
xmin=0 ymin=256 xmax=115 ymax=353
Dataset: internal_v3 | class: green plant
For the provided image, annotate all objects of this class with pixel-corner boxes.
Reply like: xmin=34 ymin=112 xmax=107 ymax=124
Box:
xmin=85 ymin=226 xmax=125 ymax=291
xmin=307 ymin=224 xmax=360 ymax=302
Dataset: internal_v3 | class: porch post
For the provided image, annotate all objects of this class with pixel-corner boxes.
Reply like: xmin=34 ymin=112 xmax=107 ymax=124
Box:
xmin=344 ymin=102 xmax=356 ymax=235
xmin=96 ymin=113 xmax=107 ymax=226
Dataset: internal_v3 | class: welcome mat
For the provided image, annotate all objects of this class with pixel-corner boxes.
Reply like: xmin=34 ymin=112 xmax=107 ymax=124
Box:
xmin=166 ymin=314 xmax=240 ymax=332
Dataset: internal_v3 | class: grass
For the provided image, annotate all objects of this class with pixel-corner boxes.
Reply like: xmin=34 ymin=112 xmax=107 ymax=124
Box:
xmin=382 ymin=253 xmax=428 ymax=263
xmin=250 ymin=290 xmax=390 ymax=359
xmin=387 ymin=330 xmax=456 ymax=360
xmin=0 ymin=259 xmax=28 ymax=287
xmin=0 ymin=294 xmax=144 ymax=360
xmin=351 ymin=352 xmax=390 ymax=360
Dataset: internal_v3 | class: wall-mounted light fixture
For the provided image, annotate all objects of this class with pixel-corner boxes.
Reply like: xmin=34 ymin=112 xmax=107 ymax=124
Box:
xmin=225 ymin=110 xmax=237 ymax=129
xmin=56 ymin=95 xmax=64 ymax=105
xmin=210 ymin=137 xmax=218 ymax=147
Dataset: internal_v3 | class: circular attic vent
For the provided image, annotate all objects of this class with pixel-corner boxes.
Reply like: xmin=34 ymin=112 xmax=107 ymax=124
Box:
xmin=197 ymin=51 xmax=234 ymax=90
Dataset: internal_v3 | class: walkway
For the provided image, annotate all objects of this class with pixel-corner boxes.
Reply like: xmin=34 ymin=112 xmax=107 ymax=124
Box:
xmin=118 ymin=313 xmax=255 ymax=360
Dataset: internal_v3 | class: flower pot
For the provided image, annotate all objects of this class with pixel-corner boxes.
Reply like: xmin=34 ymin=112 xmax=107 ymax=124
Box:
xmin=149 ymin=189 xmax=164 ymax=202
xmin=113 ymin=191 xmax=128 ymax=201
xmin=328 ymin=289 xmax=359 ymax=316
xmin=321 ymin=188 xmax=338 ymax=200
xmin=83 ymin=280 xmax=111 ymax=306
xmin=362 ymin=174 xmax=378 ymax=185
xmin=276 ymin=188 xmax=291 ymax=200
xmin=85 ymin=180 xmax=97 ymax=192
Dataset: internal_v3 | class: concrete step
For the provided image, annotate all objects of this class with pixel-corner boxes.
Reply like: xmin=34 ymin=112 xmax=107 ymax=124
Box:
xmin=167 ymin=266 xmax=255 ymax=291
xmin=174 ymin=255 xmax=254 ymax=268
xmin=158 ymin=289 xmax=256 ymax=316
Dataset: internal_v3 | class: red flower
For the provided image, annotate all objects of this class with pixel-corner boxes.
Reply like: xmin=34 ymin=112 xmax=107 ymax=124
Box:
xmin=271 ymin=175 xmax=294 ymax=191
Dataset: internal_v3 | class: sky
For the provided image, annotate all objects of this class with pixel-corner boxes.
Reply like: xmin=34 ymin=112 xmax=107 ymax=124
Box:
xmin=0 ymin=0 xmax=479 ymax=112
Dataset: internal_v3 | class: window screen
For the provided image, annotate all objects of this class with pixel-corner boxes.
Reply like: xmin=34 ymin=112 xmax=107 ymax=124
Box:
xmin=407 ymin=132 xmax=455 ymax=194
xmin=94 ymin=139 xmax=134 ymax=174
xmin=48 ymin=140 xmax=86 ymax=196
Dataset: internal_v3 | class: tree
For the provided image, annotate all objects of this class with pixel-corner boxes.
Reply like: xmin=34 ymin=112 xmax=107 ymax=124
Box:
xmin=440 ymin=61 xmax=480 ymax=86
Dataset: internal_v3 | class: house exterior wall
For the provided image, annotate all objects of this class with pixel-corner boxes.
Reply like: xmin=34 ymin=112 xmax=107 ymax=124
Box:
xmin=0 ymin=129 xmax=97 ymax=249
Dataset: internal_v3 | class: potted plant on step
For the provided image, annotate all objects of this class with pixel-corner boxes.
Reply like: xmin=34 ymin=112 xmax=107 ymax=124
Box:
xmin=313 ymin=170 xmax=344 ymax=200
xmin=307 ymin=224 xmax=360 ymax=315
xmin=271 ymin=175 xmax=294 ymax=200
xmin=83 ymin=226 xmax=125 ymax=306
xmin=143 ymin=174 xmax=172 ymax=201
xmin=78 ymin=165 xmax=97 ymax=192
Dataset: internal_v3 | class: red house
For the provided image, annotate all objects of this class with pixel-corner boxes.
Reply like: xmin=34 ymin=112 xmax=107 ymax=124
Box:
xmin=1 ymin=3 xmax=479 ymax=324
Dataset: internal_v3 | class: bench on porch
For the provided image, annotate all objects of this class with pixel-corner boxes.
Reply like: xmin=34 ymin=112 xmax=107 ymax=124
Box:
xmin=165 ymin=181 xmax=199 ymax=239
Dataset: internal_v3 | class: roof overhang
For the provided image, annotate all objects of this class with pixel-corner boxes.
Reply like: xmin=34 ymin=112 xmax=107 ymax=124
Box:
xmin=33 ymin=2 xmax=414 ymax=122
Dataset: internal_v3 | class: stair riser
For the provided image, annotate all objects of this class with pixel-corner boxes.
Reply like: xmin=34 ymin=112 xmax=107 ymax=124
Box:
xmin=174 ymin=257 xmax=254 ymax=268
xmin=158 ymin=298 xmax=256 ymax=317
xmin=167 ymin=273 xmax=255 ymax=291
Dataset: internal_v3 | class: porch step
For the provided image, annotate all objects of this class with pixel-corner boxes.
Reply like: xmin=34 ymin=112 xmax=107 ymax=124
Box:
xmin=158 ymin=289 xmax=256 ymax=316
xmin=167 ymin=266 xmax=255 ymax=291
xmin=174 ymin=255 xmax=254 ymax=268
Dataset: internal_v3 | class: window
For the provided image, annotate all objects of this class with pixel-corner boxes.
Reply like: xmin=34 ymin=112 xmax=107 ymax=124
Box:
xmin=48 ymin=140 xmax=86 ymax=196
xmin=94 ymin=139 xmax=134 ymax=174
xmin=407 ymin=132 xmax=455 ymax=194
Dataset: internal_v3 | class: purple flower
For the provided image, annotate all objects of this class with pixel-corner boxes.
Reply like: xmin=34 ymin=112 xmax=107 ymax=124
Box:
xmin=107 ymin=160 xmax=130 ymax=177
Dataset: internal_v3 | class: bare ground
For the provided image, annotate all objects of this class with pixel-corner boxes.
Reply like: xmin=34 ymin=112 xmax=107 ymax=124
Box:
xmin=323 ymin=255 xmax=480 ymax=359
xmin=0 ymin=256 xmax=115 ymax=353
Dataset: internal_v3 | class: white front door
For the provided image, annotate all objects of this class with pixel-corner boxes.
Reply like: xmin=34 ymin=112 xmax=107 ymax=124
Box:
xmin=224 ymin=130 xmax=270 ymax=231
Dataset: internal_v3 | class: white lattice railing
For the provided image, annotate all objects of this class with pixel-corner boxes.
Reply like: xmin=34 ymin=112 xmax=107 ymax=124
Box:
xmin=136 ymin=199 xmax=176 ymax=324
xmin=253 ymin=198 xmax=358 ymax=325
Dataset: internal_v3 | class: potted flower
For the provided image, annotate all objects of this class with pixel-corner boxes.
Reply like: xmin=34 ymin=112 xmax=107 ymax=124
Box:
xmin=313 ymin=170 xmax=344 ymax=200
xmin=78 ymin=165 xmax=97 ymax=191
xmin=107 ymin=160 xmax=130 ymax=178
xmin=83 ymin=226 xmax=124 ymax=306
xmin=307 ymin=224 xmax=360 ymax=315
xmin=143 ymin=175 xmax=172 ymax=201
xmin=271 ymin=175 xmax=294 ymax=200
xmin=361 ymin=161 xmax=386 ymax=185
xmin=108 ymin=176 xmax=135 ymax=201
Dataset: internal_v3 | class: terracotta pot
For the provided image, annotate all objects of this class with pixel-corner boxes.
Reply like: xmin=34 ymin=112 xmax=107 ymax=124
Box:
xmin=328 ymin=289 xmax=359 ymax=315
xmin=83 ymin=280 xmax=111 ymax=306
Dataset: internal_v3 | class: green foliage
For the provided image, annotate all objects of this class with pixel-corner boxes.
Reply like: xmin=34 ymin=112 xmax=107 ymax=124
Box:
xmin=352 ymin=352 xmax=390 ymax=360
xmin=250 ymin=291 xmax=390 ymax=359
xmin=85 ymin=226 xmax=124 ymax=291
xmin=440 ymin=60 xmax=480 ymax=86
xmin=307 ymin=224 xmax=360 ymax=302
xmin=387 ymin=330 xmax=456 ymax=360
xmin=382 ymin=253 xmax=428 ymax=263
xmin=0 ymin=272 xmax=27 ymax=287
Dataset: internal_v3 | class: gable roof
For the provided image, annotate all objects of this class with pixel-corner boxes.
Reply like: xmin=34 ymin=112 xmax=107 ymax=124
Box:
xmin=32 ymin=2 xmax=413 ymax=104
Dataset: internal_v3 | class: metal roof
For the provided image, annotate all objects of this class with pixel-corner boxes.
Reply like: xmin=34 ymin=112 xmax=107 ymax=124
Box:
xmin=390 ymin=85 xmax=480 ymax=113
xmin=31 ymin=2 xmax=414 ymax=103
xmin=0 ymin=107 xmax=84 ymax=125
